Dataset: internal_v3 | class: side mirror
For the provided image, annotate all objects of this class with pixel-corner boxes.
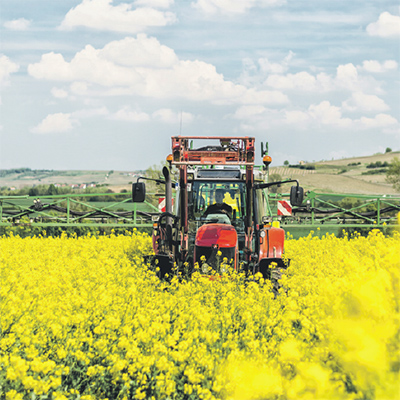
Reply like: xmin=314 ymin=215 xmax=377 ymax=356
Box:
xmin=132 ymin=182 xmax=146 ymax=202
xmin=290 ymin=185 xmax=304 ymax=207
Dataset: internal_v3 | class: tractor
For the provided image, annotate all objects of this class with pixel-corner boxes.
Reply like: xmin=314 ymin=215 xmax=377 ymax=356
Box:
xmin=132 ymin=136 xmax=303 ymax=288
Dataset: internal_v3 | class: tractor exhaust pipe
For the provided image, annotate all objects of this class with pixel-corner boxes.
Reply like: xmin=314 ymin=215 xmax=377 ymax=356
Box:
xmin=163 ymin=166 xmax=172 ymax=216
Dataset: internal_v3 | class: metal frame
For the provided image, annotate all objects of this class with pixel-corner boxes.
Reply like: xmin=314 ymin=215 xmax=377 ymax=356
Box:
xmin=0 ymin=192 xmax=160 ymax=228
xmin=266 ymin=191 xmax=400 ymax=229
xmin=1 ymin=191 xmax=399 ymax=230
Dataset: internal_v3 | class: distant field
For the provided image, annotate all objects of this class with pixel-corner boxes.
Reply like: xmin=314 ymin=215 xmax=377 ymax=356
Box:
xmin=0 ymin=170 xmax=138 ymax=191
xmin=269 ymin=151 xmax=399 ymax=195
xmin=1 ymin=151 xmax=399 ymax=195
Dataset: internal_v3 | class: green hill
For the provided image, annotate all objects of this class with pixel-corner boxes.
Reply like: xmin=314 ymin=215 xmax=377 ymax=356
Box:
xmin=269 ymin=151 xmax=399 ymax=195
xmin=1 ymin=151 xmax=399 ymax=195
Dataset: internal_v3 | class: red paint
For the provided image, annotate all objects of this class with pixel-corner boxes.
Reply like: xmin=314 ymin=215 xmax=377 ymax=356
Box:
xmin=195 ymin=223 xmax=237 ymax=248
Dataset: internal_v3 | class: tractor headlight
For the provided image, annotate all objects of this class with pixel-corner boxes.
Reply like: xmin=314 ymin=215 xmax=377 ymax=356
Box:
xmin=260 ymin=230 xmax=266 ymax=238
xmin=202 ymin=264 xmax=209 ymax=274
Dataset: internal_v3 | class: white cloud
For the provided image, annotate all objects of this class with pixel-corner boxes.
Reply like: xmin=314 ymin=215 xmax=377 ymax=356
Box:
xmin=258 ymin=53 xmax=293 ymax=74
xmin=265 ymin=71 xmax=333 ymax=91
xmin=110 ymin=106 xmax=195 ymax=123
xmin=0 ymin=55 xmax=19 ymax=85
xmin=51 ymin=87 xmax=69 ymax=99
xmin=239 ymin=52 xmax=293 ymax=86
xmin=239 ymin=88 xmax=288 ymax=105
xmin=307 ymin=101 xmax=351 ymax=127
xmin=233 ymin=105 xmax=267 ymax=119
xmin=230 ymin=99 xmax=400 ymax=137
xmin=361 ymin=59 xmax=398 ymax=73
xmin=3 ymin=18 xmax=31 ymax=30
xmin=101 ymin=35 xmax=178 ymax=68
xmin=192 ymin=0 xmax=284 ymax=15
xmin=264 ymin=62 xmax=366 ymax=93
xmin=111 ymin=106 xmax=150 ymax=121
xmin=342 ymin=92 xmax=389 ymax=113
xmin=31 ymin=113 xmax=79 ymax=134
xmin=335 ymin=63 xmax=359 ymax=91
xmin=152 ymin=109 xmax=194 ymax=124
xmin=133 ymin=0 xmax=174 ymax=8
xmin=60 ymin=0 xmax=176 ymax=33
xmin=357 ymin=113 xmax=398 ymax=129
xmin=28 ymin=35 xmax=287 ymax=105
xmin=261 ymin=60 xmax=383 ymax=94
xmin=70 ymin=82 xmax=89 ymax=95
xmin=284 ymin=110 xmax=310 ymax=125
xmin=366 ymin=12 xmax=400 ymax=38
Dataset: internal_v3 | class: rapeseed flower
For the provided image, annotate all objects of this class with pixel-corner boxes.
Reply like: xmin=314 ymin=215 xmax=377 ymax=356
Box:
xmin=0 ymin=230 xmax=398 ymax=399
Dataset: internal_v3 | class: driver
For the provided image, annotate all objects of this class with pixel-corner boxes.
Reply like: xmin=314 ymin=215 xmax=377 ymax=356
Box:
xmin=204 ymin=189 xmax=232 ymax=218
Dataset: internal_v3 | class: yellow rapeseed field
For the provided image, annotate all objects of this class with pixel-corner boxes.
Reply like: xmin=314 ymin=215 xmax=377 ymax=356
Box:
xmin=0 ymin=229 xmax=399 ymax=400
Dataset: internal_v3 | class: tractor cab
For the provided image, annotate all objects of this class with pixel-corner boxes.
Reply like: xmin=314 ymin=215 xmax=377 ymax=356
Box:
xmin=184 ymin=169 xmax=247 ymax=270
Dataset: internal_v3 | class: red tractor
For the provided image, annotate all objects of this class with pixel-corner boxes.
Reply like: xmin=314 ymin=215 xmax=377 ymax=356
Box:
xmin=132 ymin=136 xmax=303 ymax=288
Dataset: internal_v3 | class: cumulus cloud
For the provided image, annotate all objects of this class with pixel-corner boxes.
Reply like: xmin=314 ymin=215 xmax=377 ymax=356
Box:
xmin=133 ymin=0 xmax=174 ymax=8
xmin=265 ymin=71 xmax=333 ymax=91
xmin=308 ymin=101 xmax=352 ymax=127
xmin=110 ymin=106 xmax=150 ymax=121
xmin=358 ymin=113 xmax=398 ymax=129
xmin=263 ymin=62 xmax=383 ymax=94
xmin=240 ymin=52 xmax=294 ymax=86
xmin=51 ymin=87 xmax=69 ymax=99
xmin=366 ymin=12 xmax=400 ymax=38
xmin=60 ymin=0 xmax=176 ymax=33
xmin=4 ymin=18 xmax=31 ymax=30
xmin=284 ymin=110 xmax=310 ymax=125
xmin=342 ymin=92 xmax=389 ymax=113
xmin=28 ymin=35 xmax=288 ymax=105
xmin=0 ymin=55 xmax=19 ymax=85
xmin=361 ymin=59 xmax=398 ymax=73
xmin=259 ymin=52 xmax=293 ymax=74
xmin=110 ymin=106 xmax=194 ymax=123
xmin=192 ymin=0 xmax=285 ymax=15
xmin=335 ymin=63 xmax=360 ymax=91
xmin=31 ymin=113 xmax=79 ymax=134
xmin=233 ymin=105 xmax=267 ymax=120
xmin=152 ymin=109 xmax=194 ymax=124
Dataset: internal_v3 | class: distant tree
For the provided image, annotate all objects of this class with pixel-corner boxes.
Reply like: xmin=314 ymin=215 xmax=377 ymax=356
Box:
xmin=283 ymin=160 xmax=289 ymax=166
xmin=386 ymin=157 xmax=400 ymax=191
xmin=146 ymin=163 xmax=165 ymax=180
xmin=28 ymin=187 xmax=39 ymax=196
xmin=385 ymin=147 xmax=392 ymax=153
xmin=47 ymin=184 xmax=58 ymax=196
xmin=268 ymin=173 xmax=282 ymax=193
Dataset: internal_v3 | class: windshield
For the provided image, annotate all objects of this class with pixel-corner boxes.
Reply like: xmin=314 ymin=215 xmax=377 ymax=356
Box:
xmin=191 ymin=181 xmax=246 ymax=219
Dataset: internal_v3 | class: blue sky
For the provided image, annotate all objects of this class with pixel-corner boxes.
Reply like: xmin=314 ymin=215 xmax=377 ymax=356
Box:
xmin=1 ymin=0 xmax=399 ymax=171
